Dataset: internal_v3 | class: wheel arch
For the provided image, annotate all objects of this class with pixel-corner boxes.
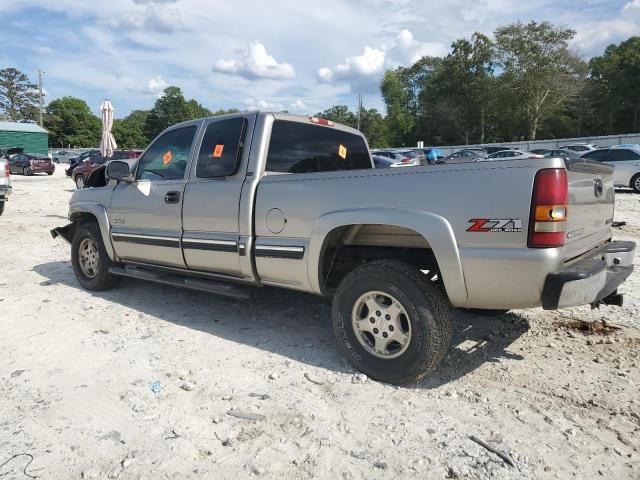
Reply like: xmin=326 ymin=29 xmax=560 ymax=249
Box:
xmin=68 ymin=203 xmax=115 ymax=260
xmin=307 ymin=208 xmax=468 ymax=306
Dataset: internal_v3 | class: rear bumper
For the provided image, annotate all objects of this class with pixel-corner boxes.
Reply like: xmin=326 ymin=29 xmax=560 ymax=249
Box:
xmin=542 ymin=241 xmax=635 ymax=309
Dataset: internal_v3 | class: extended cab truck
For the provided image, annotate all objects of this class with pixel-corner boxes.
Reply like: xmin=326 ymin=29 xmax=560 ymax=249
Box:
xmin=51 ymin=112 xmax=635 ymax=384
xmin=0 ymin=157 xmax=11 ymax=215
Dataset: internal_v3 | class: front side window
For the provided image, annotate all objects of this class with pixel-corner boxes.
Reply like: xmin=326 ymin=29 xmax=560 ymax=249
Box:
xmin=196 ymin=118 xmax=246 ymax=178
xmin=266 ymin=120 xmax=371 ymax=174
xmin=136 ymin=126 xmax=197 ymax=180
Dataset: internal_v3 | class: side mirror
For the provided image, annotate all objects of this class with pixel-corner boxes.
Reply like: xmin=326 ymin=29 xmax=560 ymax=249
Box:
xmin=106 ymin=161 xmax=134 ymax=182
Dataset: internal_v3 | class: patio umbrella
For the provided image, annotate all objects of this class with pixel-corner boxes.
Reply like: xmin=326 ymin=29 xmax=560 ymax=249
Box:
xmin=99 ymin=100 xmax=117 ymax=158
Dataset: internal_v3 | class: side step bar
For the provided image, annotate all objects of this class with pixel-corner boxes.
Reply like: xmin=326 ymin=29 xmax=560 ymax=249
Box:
xmin=108 ymin=265 xmax=251 ymax=300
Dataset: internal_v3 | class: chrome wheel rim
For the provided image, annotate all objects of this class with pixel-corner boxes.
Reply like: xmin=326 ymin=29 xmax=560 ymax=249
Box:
xmin=78 ymin=238 xmax=99 ymax=278
xmin=351 ymin=291 xmax=412 ymax=359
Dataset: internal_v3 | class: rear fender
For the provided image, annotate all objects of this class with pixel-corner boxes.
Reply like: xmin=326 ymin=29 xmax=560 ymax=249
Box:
xmin=307 ymin=208 xmax=468 ymax=306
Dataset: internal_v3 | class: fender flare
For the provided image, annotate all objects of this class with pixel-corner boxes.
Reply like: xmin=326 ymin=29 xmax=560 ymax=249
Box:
xmin=69 ymin=202 xmax=115 ymax=261
xmin=306 ymin=207 xmax=468 ymax=306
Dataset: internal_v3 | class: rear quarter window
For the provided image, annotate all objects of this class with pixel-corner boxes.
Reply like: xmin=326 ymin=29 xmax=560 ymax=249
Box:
xmin=266 ymin=120 xmax=371 ymax=174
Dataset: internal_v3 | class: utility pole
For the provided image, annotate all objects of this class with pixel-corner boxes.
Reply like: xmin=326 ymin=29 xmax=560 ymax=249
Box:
xmin=356 ymin=94 xmax=362 ymax=131
xmin=38 ymin=70 xmax=44 ymax=127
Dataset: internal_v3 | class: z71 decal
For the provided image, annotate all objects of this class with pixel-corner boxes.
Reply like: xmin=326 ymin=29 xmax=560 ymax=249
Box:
xmin=467 ymin=218 xmax=523 ymax=233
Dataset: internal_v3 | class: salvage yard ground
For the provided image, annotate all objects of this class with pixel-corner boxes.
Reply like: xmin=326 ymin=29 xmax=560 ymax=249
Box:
xmin=1 ymin=168 xmax=639 ymax=479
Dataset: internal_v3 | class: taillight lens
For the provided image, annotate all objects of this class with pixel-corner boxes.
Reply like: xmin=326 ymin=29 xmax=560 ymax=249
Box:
xmin=528 ymin=168 xmax=568 ymax=248
xmin=4 ymin=161 xmax=9 ymax=177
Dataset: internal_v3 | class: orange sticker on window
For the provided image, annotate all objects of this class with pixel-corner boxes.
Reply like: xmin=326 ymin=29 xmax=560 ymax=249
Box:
xmin=338 ymin=144 xmax=347 ymax=160
xmin=213 ymin=144 xmax=224 ymax=158
xmin=163 ymin=150 xmax=173 ymax=165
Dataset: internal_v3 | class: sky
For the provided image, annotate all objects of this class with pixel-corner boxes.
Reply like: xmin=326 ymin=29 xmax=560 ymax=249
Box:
xmin=0 ymin=0 xmax=638 ymax=119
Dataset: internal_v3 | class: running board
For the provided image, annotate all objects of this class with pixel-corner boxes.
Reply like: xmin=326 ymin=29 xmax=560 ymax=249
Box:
xmin=108 ymin=265 xmax=251 ymax=300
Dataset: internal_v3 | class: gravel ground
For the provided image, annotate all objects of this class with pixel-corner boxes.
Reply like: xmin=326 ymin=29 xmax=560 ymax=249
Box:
xmin=1 ymin=168 xmax=638 ymax=479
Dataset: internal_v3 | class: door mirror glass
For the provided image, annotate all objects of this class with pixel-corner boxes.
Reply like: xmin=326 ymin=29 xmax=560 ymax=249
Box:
xmin=106 ymin=161 xmax=133 ymax=182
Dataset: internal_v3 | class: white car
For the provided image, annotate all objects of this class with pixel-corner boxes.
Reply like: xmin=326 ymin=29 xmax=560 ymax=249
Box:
xmin=562 ymin=143 xmax=597 ymax=152
xmin=580 ymin=146 xmax=640 ymax=193
xmin=477 ymin=150 xmax=544 ymax=161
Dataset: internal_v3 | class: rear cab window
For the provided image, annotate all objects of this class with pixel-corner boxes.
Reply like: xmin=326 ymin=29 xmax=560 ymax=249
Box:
xmin=196 ymin=117 xmax=246 ymax=178
xmin=266 ymin=120 xmax=372 ymax=174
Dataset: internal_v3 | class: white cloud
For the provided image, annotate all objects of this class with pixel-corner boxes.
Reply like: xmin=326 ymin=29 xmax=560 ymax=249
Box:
xmin=290 ymin=99 xmax=307 ymax=112
xmin=147 ymin=76 xmax=168 ymax=97
xmin=112 ymin=5 xmax=180 ymax=33
xmin=32 ymin=45 xmax=54 ymax=55
xmin=213 ymin=42 xmax=295 ymax=80
xmin=317 ymin=29 xmax=446 ymax=92
xmin=623 ymin=0 xmax=640 ymax=17
xmin=243 ymin=97 xmax=286 ymax=111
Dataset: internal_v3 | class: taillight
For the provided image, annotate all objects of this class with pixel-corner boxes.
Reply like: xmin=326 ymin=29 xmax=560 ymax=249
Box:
xmin=528 ymin=168 xmax=568 ymax=248
xmin=4 ymin=161 xmax=9 ymax=177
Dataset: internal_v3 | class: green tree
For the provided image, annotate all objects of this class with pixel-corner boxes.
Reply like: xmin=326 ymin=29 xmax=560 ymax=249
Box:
xmin=144 ymin=86 xmax=192 ymax=140
xmin=380 ymin=68 xmax=415 ymax=146
xmin=589 ymin=37 xmax=640 ymax=133
xmin=187 ymin=99 xmax=212 ymax=119
xmin=494 ymin=21 xmax=584 ymax=140
xmin=358 ymin=108 xmax=389 ymax=147
xmin=212 ymin=108 xmax=241 ymax=116
xmin=112 ymin=118 xmax=148 ymax=148
xmin=315 ymin=105 xmax=357 ymax=127
xmin=44 ymin=97 xmax=101 ymax=147
xmin=0 ymin=67 xmax=39 ymax=122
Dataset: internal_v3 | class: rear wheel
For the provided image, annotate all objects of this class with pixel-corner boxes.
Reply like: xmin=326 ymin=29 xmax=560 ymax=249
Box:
xmin=630 ymin=174 xmax=640 ymax=193
xmin=332 ymin=260 xmax=452 ymax=384
xmin=71 ymin=221 xmax=120 ymax=291
xmin=23 ymin=166 xmax=31 ymax=176
xmin=75 ymin=175 xmax=85 ymax=189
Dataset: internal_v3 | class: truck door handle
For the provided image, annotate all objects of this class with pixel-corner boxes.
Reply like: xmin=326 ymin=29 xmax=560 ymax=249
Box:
xmin=165 ymin=191 xmax=181 ymax=204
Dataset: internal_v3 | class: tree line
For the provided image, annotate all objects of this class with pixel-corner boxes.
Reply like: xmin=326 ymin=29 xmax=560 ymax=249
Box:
xmin=0 ymin=21 xmax=638 ymax=150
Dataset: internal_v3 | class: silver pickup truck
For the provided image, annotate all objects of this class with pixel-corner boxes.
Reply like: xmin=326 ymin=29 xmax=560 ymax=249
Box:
xmin=52 ymin=112 xmax=635 ymax=384
xmin=0 ymin=157 xmax=11 ymax=215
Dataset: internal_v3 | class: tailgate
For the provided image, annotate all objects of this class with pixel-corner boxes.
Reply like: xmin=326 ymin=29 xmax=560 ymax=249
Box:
xmin=564 ymin=158 xmax=614 ymax=260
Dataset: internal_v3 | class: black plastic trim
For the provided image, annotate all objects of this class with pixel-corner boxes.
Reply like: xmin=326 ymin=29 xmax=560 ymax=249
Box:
xmin=112 ymin=234 xmax=179 ymax=248
xmin=255 ymin=246 xmax=305 ymax=260
xmin=182 ymin=240 xmax=238 ymax=252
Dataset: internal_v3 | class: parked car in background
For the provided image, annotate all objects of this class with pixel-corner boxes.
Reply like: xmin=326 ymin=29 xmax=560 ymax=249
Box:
xmin=479 ymin=150 xmax=544 ymax=161
xmin=73 ymin=149 xmax=143 ymax=189
xmin=0 ymin=147 xmax=23 ymax=159
xmin=530 ymin=149 xmax=549 ymax=155
xmin=371 ymin=149 xmax=419 ymax=166
xmin=481 ymin=146 xmax=512 ymax=155
xmin=372 ymin=155 xmax=396 ymax=168
xmin=446 ymin=149 xmax=487 ymax=162
xmin=52 ymin=151 xmax=76 ymax=164
xmin=562 ymin=143 xmax=597 ymax=152
xmin=66 ymin=150 xmax=100 ymax=176
xmin=8 ymin=153 xmax=55 ymax=175
xmin=541 ymin=149 xmax=579 ymax=159
xmin=0 ymin=156 xmax=11 ymax=215
xmin=580 ymin=145 xmax=640 ymax=193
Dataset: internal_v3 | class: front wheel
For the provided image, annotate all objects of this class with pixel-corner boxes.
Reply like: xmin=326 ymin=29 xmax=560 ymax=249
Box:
xmin=332 ymin=260 xmax=452 ymax=384
xmin=71 ymin=221 xmax=120 ymax=291
xmin=630 ymin=174 xmax=640 ymax=194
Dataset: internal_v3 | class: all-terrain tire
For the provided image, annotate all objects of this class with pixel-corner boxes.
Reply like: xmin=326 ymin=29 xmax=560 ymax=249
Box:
xmin=630 ymin=173 xmax=640 ymax=194
xmin=332 ymin=260 xmax=452 ymax=384
xmin=71 ymin=221 xmax=120 ymax=291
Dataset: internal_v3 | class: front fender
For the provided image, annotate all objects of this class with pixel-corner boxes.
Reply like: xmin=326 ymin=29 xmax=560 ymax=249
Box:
xmin=67 ymin=202 xmax=115 ymax=261
xmin=306 ymin=208 xmax=468 ymax=306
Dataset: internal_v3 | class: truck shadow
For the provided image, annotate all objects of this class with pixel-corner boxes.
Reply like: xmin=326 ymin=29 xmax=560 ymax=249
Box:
xmin=33 ymin=260 xmax=529 ymax=389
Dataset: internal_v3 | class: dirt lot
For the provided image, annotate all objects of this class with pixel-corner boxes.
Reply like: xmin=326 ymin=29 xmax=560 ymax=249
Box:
xmin=1 ymin=168 xmax=639 ymax=479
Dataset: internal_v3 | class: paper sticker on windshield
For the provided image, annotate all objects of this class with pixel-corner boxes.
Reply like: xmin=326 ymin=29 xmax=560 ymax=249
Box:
xmin=338 ymin=144 xmax=347 ymax=160
xmin=467 ymin=218 xmax=523 ymax=233
xmin=162 ymin=150 xmax=173 ymax=165
xmin=213 ymin=144 xmax=224 ymax=158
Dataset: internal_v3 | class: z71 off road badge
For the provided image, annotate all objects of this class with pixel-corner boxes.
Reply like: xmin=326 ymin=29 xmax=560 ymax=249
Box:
xmin=467 ymin=218 xmax=523 ymax=233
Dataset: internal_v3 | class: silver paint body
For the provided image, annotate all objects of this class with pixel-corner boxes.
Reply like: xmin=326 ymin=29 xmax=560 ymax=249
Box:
xmin=65 ymin=112 xmax=619 ymax=309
